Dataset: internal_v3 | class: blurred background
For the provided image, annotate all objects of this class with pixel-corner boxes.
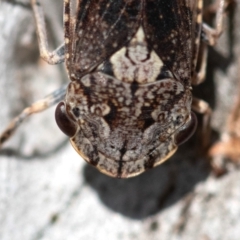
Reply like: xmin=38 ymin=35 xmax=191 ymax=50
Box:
xmin=0 ymin=0 xmax=240 ymax=239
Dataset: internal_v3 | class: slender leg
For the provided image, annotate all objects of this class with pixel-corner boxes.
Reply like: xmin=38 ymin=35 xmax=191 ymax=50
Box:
xmin=192 ymin=0 xmax=228 ymax=85
xmin=192 ymin=97 xmax=212 ymax=149
xmin=201 ymin=0 xmax=226 ymax=46
xmin=31 ymin=0 xmax=65 ymax=64
xmin=0 ymin=85 xmax=67 ymax=148
xmin=0 ymin=1 xmax=71 ymax=148
xmin=197 ymin=0 xmax=237 ymax=175
xmin=191 ymin=42 xmax=208 ymax=85
xmin=191 ymin=0 xmax=227 ymax=144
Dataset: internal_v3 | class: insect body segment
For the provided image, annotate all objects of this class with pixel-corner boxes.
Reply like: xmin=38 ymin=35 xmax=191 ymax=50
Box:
xmin=68 ymin=0 xmax=142 ymax=78
xmin=59 ymin=75 xmax=195 ymax=178
xmin=0 ymin=0 xmax=227 ymax=178
xmin=56 ymin=10 xmax=198 ymax=177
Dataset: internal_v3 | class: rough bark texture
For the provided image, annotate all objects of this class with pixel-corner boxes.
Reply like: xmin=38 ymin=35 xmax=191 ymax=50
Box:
xmin=0 ymin=1 xmax=240 ymax=240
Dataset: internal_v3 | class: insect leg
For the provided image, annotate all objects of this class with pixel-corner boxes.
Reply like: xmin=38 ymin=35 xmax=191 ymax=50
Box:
xmin=191 ymin=42 xmax=208 ymax=85
xmin=31 ymin=0 xmax=65 ymax=64
xmin=192 ymin=0 xmax=229 ymax=85
xmin=192 ymin=97 xmax=212 ymax=149
xmin=201 ymin=0 xmax=227 ymax=46
xmin=0 ymin=85 xmax=67 ymax=148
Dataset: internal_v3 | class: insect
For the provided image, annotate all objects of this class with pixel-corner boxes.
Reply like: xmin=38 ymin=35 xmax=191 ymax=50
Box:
xmin=0 ymin=0 xmax=227 ymax=178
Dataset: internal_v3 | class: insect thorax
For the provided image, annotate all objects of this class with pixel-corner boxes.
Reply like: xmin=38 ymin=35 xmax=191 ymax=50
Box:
xmin=64 ymin=27 xmax=192 ymax=178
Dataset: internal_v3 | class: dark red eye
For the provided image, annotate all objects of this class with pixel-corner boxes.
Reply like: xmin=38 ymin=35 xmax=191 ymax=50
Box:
xmin=174 ymin=111 xmax=197 ymax=146
xmin=55 ymin=102 xmax=77 ymax=137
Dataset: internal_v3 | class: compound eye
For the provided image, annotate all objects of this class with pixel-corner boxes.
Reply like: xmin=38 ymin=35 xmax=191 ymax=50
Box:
xmin=174 ymin=111 xmax=197 ymax=146
xmin=55 ymin=102 xmax=77 ymax=137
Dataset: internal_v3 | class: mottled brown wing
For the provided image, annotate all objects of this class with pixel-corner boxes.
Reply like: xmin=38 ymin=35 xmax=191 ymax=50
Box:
xmin=71 ymin=0 xmax=142 ymax=77
xmin=143 ymin=0 xmax=198 ymax=85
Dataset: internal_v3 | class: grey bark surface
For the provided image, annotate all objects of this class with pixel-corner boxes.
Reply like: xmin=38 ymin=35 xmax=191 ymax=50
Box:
xmin=0 ymin=1 xmax=240 ymax=240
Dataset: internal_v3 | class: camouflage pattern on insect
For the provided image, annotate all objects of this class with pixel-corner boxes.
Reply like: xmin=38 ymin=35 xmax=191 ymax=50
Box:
xmin=57 ymin=0 xmax=202 ymax=178
xmin=0 ymin=0 xmax=226 ymax=178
